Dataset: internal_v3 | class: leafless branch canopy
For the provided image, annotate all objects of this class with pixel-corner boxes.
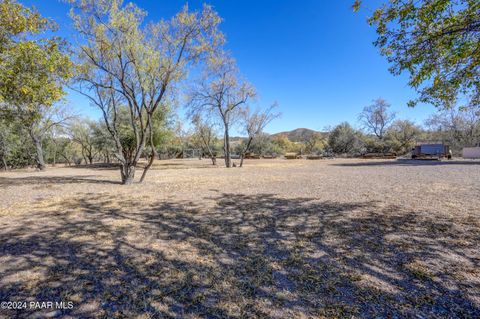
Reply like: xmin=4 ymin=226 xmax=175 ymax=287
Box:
xmin=359 ymin=98 xmax=396 ymax=140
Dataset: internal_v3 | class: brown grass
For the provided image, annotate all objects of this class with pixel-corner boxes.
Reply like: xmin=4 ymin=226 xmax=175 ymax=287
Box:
xmin=0 ymin=158 xmax=479 ymax=318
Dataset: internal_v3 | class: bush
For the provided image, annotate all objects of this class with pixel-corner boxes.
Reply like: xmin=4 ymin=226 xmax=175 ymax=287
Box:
xmin=328 ymin=122 xmax=364 ymax=156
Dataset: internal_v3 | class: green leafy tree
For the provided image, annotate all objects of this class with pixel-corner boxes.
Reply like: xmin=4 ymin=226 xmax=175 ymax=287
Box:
xmin=304 ymin=132 xmax=326 ymax=155
xmin=91 ymin=121 xmax=116 ymax=163
xmin=354 ymin=0 xmax=480 ymax=109
xmin=271 ymin=134 xmax=301 ymax=154
xmin=0 ymin=117 xmax=33 ymax=169
xmin=328 ymin=122 xmax=364 ymax=155
xmin=55 ymin=137 xmax=81 ymax=166
xmin=0 ymin=0 xmax=73 ymax=170
xmin=248 ymin=134 xmax=283 ymax=156
xmin=0 ymin=0 xmax=50 ymax=63
xmin=157 ymin=121 xmax=184 ymax=160
xmin=0 ymin=0 xmax=72 ymax=111
xmin=0 ymin=118 xmax=19 ymax=169
xmin=385 ymin=120 xmax=422 ymax=154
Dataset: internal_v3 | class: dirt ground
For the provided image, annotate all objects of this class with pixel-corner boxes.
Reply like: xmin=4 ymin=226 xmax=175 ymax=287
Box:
xmin=1 ymin=158 xmax=479 ymax=318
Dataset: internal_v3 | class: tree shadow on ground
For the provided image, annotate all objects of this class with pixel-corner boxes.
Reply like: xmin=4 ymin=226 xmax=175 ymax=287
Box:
xmin=69 ymin=161 xmax=216 ymax=171
xmin=69 ymin=163 xmax=121 ymax=170
xmin=147 ymin=162 xmax=218 ymax=170
xmin=333 ymin=159 xmax=480 ymax=167
xmin=0 ymin=193 xmax=479 ymax=318
xmin=0 ymin=175 xmax=121 ymax=187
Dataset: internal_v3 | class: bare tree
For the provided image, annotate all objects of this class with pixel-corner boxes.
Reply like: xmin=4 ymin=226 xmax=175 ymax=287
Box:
xmin=425 ymin=108 xmax=480 ymax=153
xmin=70 ymin=119 xmax=98 ymax=165
xmin=24 ymin=104 xmax=71 ymax=170
xmin=188 ymin=53 xmax=255 ymax=168
xmin=239 ymin=104 xmax=280 ymax=167
xmin=46 ymin=126 xmax=65 ymax=166
xmin=191 ymin=114 xmax=218 ymax=165
xmin=68 ymin=0 xmax=223 ymax=184
xmin=359 ymin=98 xmax=396 ymax=140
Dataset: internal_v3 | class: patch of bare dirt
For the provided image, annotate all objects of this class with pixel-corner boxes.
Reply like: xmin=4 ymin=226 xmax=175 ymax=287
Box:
xmin=0 ymin=159 xmax=479 ymax=318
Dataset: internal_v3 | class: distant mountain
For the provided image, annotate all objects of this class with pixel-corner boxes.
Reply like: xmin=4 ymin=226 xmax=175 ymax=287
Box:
xmin=270 ymin=128 xmax=325 ymax=142
xmin=230 ymin=128 xmax=327 ymax=143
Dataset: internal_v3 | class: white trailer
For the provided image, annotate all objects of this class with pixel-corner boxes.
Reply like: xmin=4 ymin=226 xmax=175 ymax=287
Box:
xmin=462 ymin=147 xmax=480 ymax=159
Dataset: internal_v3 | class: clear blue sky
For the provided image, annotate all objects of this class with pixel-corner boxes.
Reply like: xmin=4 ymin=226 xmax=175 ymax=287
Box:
xmin=23 ymin=0 xmax=438 ymax=133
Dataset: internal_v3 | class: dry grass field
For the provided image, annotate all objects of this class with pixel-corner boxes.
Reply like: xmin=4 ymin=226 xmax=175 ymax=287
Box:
xmin=1 ymin=158 xmax=479 ymax=318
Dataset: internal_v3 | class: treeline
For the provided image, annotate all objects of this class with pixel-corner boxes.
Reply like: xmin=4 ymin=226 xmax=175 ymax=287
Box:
xmin=1 ymin=1 xmax=479 ymax=183
xmin=2 ymin=97 xmax=478 ymax=171
xmin=193 ymin=100 xmax=480 ymax=157
xmin=238 ymin=99 xmax=480 ymax=158
xmin=323 ymin=99 xmax=480 ymax=157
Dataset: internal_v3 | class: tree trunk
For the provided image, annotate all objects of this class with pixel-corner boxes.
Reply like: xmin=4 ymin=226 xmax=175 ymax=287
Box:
xmin=139 ymin=120 xmax=157 ymax=183
xmin=51 ymin=141 xmax=57 ymax=167
xmin=240 ymin=153 xmax=244 ymax=168
xmin=120 ymin=163 xmax=136 ymax=185
xmin=239 ymin=137 xmax=253 ymax=168
xmin=202 ymin=139 xmax=216 ymax=166
xmin=89 ymin=146 xmax=95 ymax=164
xmin=60 ymin=153 xmax=71 ymax=166
xmin=35 ymin=140 xmax=46 ymax=170
xmin=81 ymin=148 xmax=87 ymax=165
xmin=32 ymin=136 xmax=46 ymax=171
xmin=224 ymin=126 xmax=231 ymax=168
xmin=28 ymin=127 xmax=46 ymax=171
xmin=139 ymin=148 xmax=157 ymax=183
xmin=1 ymin=156 xmax=7 ymax=171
